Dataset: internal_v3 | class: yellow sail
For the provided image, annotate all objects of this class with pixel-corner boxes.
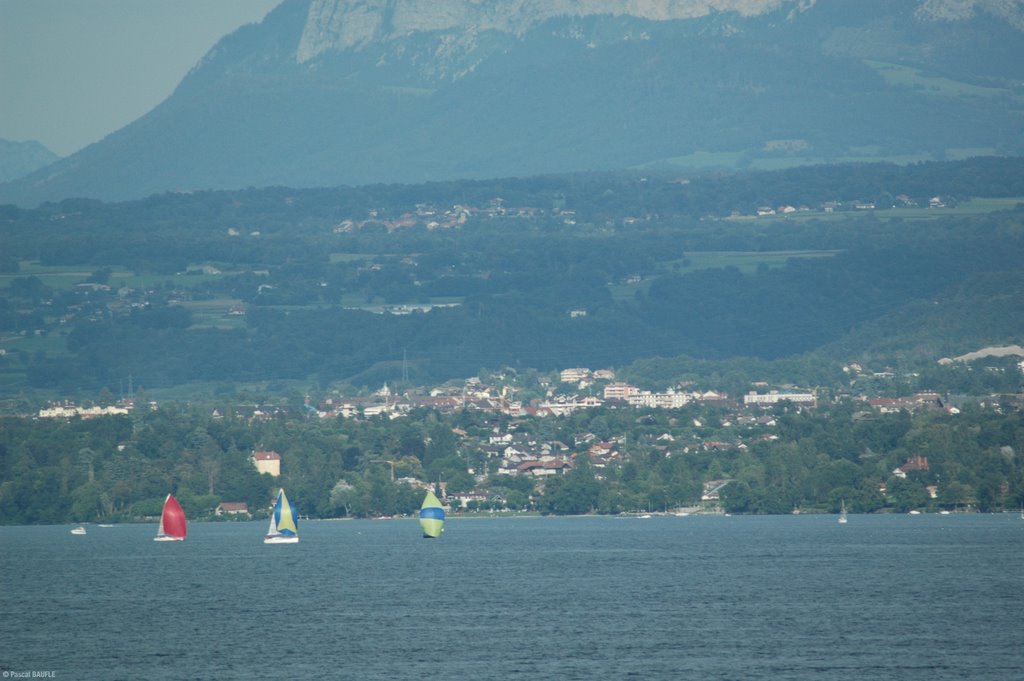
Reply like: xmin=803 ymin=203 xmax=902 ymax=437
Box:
xmin=419 ymin=490 xmax=445 ymax=538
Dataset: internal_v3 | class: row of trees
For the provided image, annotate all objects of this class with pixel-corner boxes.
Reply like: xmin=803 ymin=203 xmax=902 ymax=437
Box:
xmin=2 ymin=395 xmax=1022 ymax=525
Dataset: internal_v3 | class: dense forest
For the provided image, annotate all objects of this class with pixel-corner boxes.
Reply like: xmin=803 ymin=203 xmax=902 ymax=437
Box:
xmin=1 ymin=157 xmax=1023 ymax=400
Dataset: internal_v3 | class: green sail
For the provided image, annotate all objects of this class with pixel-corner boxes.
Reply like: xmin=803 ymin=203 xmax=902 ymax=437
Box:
xmin=419 ymin=490 xmax=445 ymax=538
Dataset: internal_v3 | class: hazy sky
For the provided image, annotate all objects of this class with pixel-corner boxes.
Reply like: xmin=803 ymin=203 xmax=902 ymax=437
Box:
xmin=0 ymin=0 xmax=282 ymax=157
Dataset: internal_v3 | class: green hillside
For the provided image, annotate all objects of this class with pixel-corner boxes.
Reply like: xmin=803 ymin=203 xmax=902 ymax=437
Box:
xmin=1 ymin=158 xmax=1023 ymax=401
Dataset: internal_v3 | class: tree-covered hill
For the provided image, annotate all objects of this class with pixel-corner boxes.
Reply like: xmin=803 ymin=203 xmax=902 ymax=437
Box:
xmin=1 ymin=157 xmax=1023 ymax=398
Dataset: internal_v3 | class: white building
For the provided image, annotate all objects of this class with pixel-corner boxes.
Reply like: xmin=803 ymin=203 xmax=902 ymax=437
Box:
xmin=743 ymin=391 xmax=816 ymax=406
xmin=559 ymin=368 xmax=591 ymax=383
xmin=604 ymin=383 xmax=639 ymax=400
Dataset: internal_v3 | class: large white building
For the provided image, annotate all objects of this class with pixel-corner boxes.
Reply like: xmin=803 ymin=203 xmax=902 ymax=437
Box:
xmin=604 ymin=384 xmax=691 ymax=409
xmin=559 ymin=367 xmax=591 ymax=383
xmin=603 ymin=383 xmax=639 ymax=400
xmin=251 ymin=450 xmax=281 ymax=477
xmin=743 ymin=391 xmax=816 ymax=406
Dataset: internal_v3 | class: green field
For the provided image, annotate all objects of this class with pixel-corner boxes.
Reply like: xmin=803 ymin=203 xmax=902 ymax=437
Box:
xmin=608 ymin=249 xmax=840 ymax=300
xmin=0 ymin=262 xmax=229 ymax=291
xmin=0 ymin=331 xmax=68 ymax=356
xmin=645 ymin=147 xmax=1006 ymax=174
xmin=177 ymin=299 xmax=248 ymax=330
xmin=670 ymin=250 xmax=840 ymax=274
xmin=866 ymin=60 xmax=1021 ymax=101
xmin=329 ymin=253 xmax=374 ymax=264
xmin=740 ymin=197 xmax=1024 ymax=225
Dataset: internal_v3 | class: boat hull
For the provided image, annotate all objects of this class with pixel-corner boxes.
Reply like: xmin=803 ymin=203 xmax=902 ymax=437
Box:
xmin=153 ymin=535 xmax=185 ymax=542
xmin=264 ymin=535 xmax=299 ymax=544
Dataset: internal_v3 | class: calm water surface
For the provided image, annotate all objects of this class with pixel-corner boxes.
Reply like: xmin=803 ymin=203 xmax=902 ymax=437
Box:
xmin=1 ymin=514 xmax=1022 ymax=680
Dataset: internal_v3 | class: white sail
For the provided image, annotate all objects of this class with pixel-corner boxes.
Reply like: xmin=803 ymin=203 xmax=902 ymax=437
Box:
xmin=266 ymin=512 xmax=278 ymax=537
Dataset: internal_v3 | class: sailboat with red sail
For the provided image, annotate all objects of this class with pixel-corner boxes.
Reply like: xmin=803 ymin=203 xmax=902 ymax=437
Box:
xmin=154 ymin=494 xmax=187 ymax=541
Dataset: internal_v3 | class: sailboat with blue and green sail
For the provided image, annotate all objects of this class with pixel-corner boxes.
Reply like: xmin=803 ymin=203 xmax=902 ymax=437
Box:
xmin=419 ymin=489 xmax=445 ymax=539
xmin=264 ymin=489 xmax=299 ymax=544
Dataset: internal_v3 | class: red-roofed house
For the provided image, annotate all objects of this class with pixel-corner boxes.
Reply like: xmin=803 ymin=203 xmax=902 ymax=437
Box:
xmin=251 ymin=450 xmax=281 ymax=477
xmin=893 ymin=454 xmax=930 ymax=478
xmin=216 ymin=502 xmax=250 ymax=516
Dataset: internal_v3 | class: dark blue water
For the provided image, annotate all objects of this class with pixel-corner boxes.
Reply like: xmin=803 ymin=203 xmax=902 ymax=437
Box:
xmin=1 ymin=515 xmax=1022 ymax=681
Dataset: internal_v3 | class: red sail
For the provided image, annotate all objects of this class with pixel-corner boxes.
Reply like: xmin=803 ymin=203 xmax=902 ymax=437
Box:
xmin=161 ymin=494 xmax=188 ymax=539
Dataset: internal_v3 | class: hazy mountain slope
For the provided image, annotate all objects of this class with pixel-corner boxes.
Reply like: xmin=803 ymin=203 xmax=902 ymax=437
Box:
xmin=1 ymin=0 xmax=1022 ymax=206
xmin=0 ymin=139 xmax=59 ymax=184
xmin=819 ymin=271 xmax=1024 ymax=362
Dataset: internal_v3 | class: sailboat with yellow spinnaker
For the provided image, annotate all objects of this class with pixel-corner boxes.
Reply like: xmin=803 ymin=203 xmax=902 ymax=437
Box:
xmin=419 ymin=489 xmax=445 ymax=538
xmin=264 ymin=489 xmax=299 ymax=544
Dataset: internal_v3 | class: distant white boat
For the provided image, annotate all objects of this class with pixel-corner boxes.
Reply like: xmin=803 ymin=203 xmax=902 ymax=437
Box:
xmin=939 ymin=510 xmax=951 ymax=515
xmin=909 ymin=510 xmax=922 ymax=515
xmin=838 ymin=499 xmax=848 ymax=524
xmin=98 ymin=524 xmax=115 ymax=527
xmin=70 ymin=526 xmax=87 ymax=535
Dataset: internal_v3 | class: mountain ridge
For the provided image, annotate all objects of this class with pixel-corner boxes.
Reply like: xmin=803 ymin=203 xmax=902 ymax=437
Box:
xmin=2 ymin=0 xmax=1022 ymax=207
xmin=0 ymin=139 xmax=60 ymax=185
xmin=294 ymin=0 xmax=809 ymax=65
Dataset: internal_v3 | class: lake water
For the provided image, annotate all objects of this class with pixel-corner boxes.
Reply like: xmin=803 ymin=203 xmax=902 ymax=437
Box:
xmin=1 ymin=514 xmax=1022 ymax=681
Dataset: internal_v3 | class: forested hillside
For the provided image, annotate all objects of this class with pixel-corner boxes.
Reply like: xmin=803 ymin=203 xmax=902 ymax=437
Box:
xmin=1 ymin=158 xmax=1022 ymax=399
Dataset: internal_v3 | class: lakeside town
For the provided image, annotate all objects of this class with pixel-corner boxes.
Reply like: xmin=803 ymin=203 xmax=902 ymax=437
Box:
xmin=29 ymin=350 xmax=1024 ymax=518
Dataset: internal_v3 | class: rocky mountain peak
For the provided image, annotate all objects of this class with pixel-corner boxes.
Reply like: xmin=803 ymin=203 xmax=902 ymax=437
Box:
xmin=916 ymin=0 xmax=1024 ymax=30
xmin=295 ymin=0 xmax=807 ymax=63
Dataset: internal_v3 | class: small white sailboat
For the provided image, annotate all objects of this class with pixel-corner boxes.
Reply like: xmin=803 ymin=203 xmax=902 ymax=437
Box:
xmin=264 ymin=489 xmax=299 ymax=544
xmin=838 ymin=499 xmax=848 ymax=524
xmin=154 ymin=494 xmax=187 ymax=541
xmin=70 ymin=526 xmax=87 ymax=535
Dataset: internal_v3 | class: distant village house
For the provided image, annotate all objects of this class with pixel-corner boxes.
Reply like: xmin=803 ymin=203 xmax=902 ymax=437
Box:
xmin=251 ymin=450 xmax=281 ymax=477
xmin=216 ymin=502 xmax=250 ymax=516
